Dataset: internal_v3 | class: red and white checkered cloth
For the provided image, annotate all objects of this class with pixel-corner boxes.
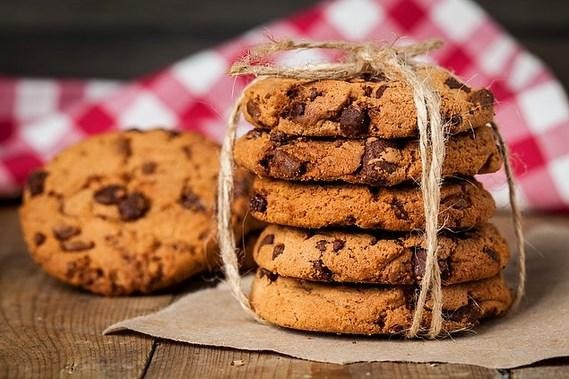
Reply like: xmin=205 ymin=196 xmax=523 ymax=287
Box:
xmin=1 ymin=0 xmax=568 ymax=211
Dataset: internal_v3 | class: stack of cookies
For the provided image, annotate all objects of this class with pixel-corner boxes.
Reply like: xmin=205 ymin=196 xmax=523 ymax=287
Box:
xmin=234 ymin=66 xmax=513 ymax=335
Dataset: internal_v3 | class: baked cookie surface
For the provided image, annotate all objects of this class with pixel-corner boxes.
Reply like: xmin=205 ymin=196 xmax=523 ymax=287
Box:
xmin=250 ymin=270 xmax=512 ymax=335
xmin=242 ymin=66 xmax=494 ymax=139
xmin=20 ymin=129 xmax=254 ymax=295
xmin=254 ymin=223 xmax=509 ymax=285
xmin=234 ymin=125 xmax=501 ymax=186
xmin=249 ymin=177 xmax=495 ymax=231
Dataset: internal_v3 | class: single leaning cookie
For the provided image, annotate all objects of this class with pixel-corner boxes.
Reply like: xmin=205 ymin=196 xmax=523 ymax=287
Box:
xmin=242 ymin=65 xmax=494 ymax=139
xmin=20 ymin=129 xmax=256 ymax=296
xmin=250 ymin=270 xmax=512 ymax=335
xmin=254 ymin=223 xmax=509 ymax=285
xmin=234 ymin=125 xmax=501 ymax=186
xmin=250 ymin=177 xmax=495 ymax=231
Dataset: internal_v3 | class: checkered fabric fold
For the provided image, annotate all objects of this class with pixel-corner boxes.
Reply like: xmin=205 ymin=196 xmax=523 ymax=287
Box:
xmin=1 ymin=0 xmax=568 ymax=211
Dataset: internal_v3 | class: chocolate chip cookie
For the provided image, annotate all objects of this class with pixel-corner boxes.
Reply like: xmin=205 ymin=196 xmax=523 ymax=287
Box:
xmin=250 ymin=269 xmax=512 ymax=335
xmin=20 ymin=129 xmax=257 ymax=296
xmin=242 ymin=66 xmax=494 ymax=139
xmin=234 ymin=125 xmax=501 ymax=186
xmin=249 ymin=177 xmax=494 ymax=231
xmin=254 ymin=223 xmax=509 ymax=285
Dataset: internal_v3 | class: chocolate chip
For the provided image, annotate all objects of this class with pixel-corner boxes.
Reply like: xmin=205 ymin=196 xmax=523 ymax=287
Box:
xmin=469 ymin=89 xmax=494 ymax=107
xmin=391 ymin=199 xmax=409 ymax=220
xmin=34 ymin=233 xmax=46 ymax=246
xmin=269 ymin=151 xmax=307 ymax=179
xmin=315 ymin=240 xmax=328 ymax=252
xmin=246 ymin=100 xmax=261 ymax=118
xmin=53 ymin=225 xmax=81 ymax=241
xmin=338 ymin=105 xmax=369 ymax=135
xmin=362 ymin=86 xmax=373 ymax=97
xmin=288 ymin=101 xmax=305 ymax=119
xmin=272 ymin=243 xmax=285 ymax=260
xmin=118 ymin=192 xmax=150 ymax=221
xmin=482 ymin=246 xmax=499 ymax=262
xmin=181 ymin=145 xmax=192 ymax=159
xmin=27 ymin=170 xmax=48 ymax=196
xmin=359 ymin=139 xmax=398 ymax=183
xmin=412 ymin=248 xmax=451 ymax=282
xmin=259 ymin=234 xmax=274 ymax=246
xmin=332 ymin=239 xmax=345 ymax=252
xmin=444 ymin=77 xmax=471 ymax=93
xmin=259 ymin=268 xmax=278 ymax=282
xmin=412 ymin=248 xmax=426 ymax=280
xmin=368 ymin=186 xmax=381 ymax=201
xmin=141 ymin=161 xmax=157 ymax=174
xmin=375 ymin=85 xmax=388 ymax=99
xmin=312 ymin=259 xmax=333 ymax=281
xmin=94 ymin=185 xmax=127 ymax=205
xmin=309 ymin=87 xmax=323 ymax=101
xmin=61 ymin=240 xmax=95 ymax=252
xmin=369 ymin=236 xmax=379 ymax=246
xmin=116 ymin=137 xmax=132 ymax=159
xmin=250 ymin=193 xmax=267 ymax=213
xmin=179 ymin=187 xmax=206 ymax=212
xmin=442 ymin=299 xmax=481 ymax=325
xmin=374 ymin=314 xmax=386 ymax=328
xmin=286 ymin=86 xmax=300 ymax=98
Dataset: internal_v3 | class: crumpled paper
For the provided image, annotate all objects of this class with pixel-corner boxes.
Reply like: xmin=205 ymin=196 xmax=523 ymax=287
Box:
xmin=105 ymin=225 xmax=569 ymax=369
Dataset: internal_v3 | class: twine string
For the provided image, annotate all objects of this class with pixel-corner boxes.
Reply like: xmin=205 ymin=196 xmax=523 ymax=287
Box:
xmin=491 ymin=123 xmax=526 ymax=309
xmin=219 ymin=39 xmax=524 ymax=337
xmin=217 ymin=80 xmax=266 ymax=323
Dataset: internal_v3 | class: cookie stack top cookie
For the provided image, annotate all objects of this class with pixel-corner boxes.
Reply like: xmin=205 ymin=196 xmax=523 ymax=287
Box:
xmin=241 ymin=66 xmax=494 ymax=139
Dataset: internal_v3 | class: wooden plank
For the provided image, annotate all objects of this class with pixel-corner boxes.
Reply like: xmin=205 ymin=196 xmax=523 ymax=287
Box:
xmin=476 ymin=0 xmax=569 ymax=32
xmin=0 ymin=0 xmax=317 ymax=30
xmin=512 ymin=366 xmax=569 ymax=379
xmin=0 ymin=207 xmax=172 ymax=378
xmin=0 ymin=0 xmax=567 ymax=32
xmin=144 ymin=344 xmax=501 ymax=378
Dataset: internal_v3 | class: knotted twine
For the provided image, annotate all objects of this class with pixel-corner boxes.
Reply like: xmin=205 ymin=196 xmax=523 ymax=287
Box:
xmin=217 ymin=39 xmax=526 ymax=338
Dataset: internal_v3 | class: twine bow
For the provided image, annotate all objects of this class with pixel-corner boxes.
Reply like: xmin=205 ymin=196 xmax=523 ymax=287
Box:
xmin=230 ymin=39 xmax=443 ymax=81
xmin=218 ymin=39 xmax=525 ymax=338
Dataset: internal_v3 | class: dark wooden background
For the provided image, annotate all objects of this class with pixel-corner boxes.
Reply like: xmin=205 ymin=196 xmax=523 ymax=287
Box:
xmin=0 ymin=0 xmax=568 ymax=89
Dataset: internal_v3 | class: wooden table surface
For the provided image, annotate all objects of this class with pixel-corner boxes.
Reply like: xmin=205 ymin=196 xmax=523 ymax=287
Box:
xmin=1 ymin=206 xmax=569 ymax=378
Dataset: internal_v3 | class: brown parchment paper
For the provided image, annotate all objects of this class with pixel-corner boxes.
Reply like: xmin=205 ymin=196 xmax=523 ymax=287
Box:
xmin=104 ymin=225 xmax=569 ymax=368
